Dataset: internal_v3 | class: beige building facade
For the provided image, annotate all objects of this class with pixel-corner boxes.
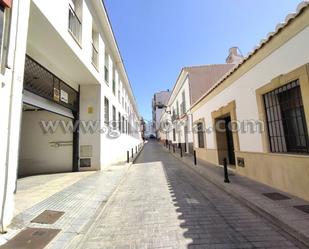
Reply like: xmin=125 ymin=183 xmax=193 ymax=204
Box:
xmin=191 ymin=2 xmax=309 ymax=201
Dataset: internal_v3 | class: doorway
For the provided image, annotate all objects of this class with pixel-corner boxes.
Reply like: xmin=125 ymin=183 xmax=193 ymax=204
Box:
xmin=224 ymin=116 xmax=235 ymax=165
xmin=215 ymin=115 xmax=236 ymax=166
xmin=18 ymin=103 xmax=74 ymax=177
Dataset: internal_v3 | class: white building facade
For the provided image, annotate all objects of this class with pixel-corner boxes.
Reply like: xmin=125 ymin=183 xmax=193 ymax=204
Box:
xmin=191 ymin=2 xmax=309 ymax=201
xmin=0 ymin=0 xmax=142 ymax=231
xmin=160 ymin=62 xmax=236 ymax=154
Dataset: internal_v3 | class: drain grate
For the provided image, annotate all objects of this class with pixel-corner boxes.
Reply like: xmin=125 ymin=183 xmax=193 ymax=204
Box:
xmin=262 ymin=192 xmax=290 ymax=201
xmin=0 ymin=228 xmax=60 ymax=249
xmin=294 ymin=205 xmax=309 ymax=214
xmin=31 ymin=210 xmax=64 ymax=224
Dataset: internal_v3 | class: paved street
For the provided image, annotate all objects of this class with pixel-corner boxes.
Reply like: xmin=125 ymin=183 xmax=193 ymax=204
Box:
xmin=78 ymin=141 xmax=303 ymax=249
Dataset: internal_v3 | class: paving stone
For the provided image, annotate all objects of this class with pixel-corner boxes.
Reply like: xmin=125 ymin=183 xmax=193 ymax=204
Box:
xmin=76 ymin=141 xmax=302 ymax=249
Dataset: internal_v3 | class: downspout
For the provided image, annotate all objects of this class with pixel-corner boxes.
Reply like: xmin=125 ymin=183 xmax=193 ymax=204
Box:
xmin=1 ymin=0 xmax=21 ymax=234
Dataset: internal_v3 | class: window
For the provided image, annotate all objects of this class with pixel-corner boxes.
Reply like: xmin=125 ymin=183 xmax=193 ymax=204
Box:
xmin=197 ymin=122 xmax=205 ymax=148
xmin=181 ymin=91 xmax=186 ymax=115
xmin=91 ymin=28 xmax=99 ymax=69
xmin=112 ymin=106 xmax=116 ymax=129
xmin=68 ymin=0 xmax=82 ymax=44
xmin=104 ymin=53 xmax=109 ymax=83
xmin=176 ymin=101 xmax=179 ymax=117
xmin=264 ymin=80 xmax=309 ymax=153
xmin=0 ymin=4 xmax=9 ymax=69
xmin=173 ymin=128 xmax=176 ymax=141
xmin=104 ymin=97 xmax=109 ymax=125
xmin=118 ymin=112 xmax=121 ymax=131
xmin=118 ymin=87 xmax=121 ymax=104
xmin=112 ymin=69 xmax=116 ymax=95
xmin=172 ymin=108 xmax=176 ymax=121
xmin=122 ymin=116 xmax=125 ymax=133
xmin=0 ymin=6 xmax=4 ymax=60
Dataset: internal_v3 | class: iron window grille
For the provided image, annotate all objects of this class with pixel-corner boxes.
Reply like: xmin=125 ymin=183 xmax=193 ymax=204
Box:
xmin=118 ymin=112 xmax=121 ymax=131
xmin=112 ymin=106 xmax=116 ymax=129
xmin=197 ymin=122 xmax=205 ymax=148
xmin=263 ymin=80 xmax=309 ymax=154
xmin=23 ymin=56 xmax=78 ymax=111
xmin=181 ymin=91 xmax=186 ymax=114
xmin=68 ymin=4 xmax=82 ymax=44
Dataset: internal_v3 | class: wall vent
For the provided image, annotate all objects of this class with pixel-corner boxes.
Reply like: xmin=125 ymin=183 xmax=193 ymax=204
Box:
xmin=80 ymin=158 xmax=91 ymax=168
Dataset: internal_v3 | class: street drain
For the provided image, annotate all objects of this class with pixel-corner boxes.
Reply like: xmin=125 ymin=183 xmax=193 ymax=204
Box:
xmin=262 ymin=192 xmax=290 ymax=201
xmin=0 ymin=228 xmax=60 ymax=249
xmin=294 ymin=205 xmax=309 ymax=214
xmin=31 ymin=210 xmax=65 ymax=224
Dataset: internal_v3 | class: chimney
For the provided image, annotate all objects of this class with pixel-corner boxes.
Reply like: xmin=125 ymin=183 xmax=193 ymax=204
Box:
xmin=226 ymin=47 xmax=243 ymax=64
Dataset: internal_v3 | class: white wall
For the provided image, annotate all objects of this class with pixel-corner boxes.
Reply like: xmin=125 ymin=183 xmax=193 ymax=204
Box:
xmin=168 ymin=77 xmax=193 ymax=145
xmin=19 ymin=111 xmax=73 ymax=176
xmin=193 ymin=26 xmax=309 ymax=152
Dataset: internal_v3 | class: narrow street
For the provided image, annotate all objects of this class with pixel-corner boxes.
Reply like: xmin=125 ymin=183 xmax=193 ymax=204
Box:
xmin=77 ymin=141 xmax=302 ymax=249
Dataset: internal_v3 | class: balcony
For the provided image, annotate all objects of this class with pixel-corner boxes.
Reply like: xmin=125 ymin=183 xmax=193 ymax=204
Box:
xmin=91 ymin=43 xmax=99 ymax=69
xmin=68 ymin=5 xmax=82 ymax=45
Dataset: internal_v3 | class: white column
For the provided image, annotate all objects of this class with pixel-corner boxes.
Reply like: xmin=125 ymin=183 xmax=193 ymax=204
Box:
xmin=0 ymin=0 xmax=31 ymax=231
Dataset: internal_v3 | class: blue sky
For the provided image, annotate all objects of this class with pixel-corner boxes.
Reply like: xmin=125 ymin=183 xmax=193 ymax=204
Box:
xmin=104 ymin=0 xmax=302 ymax=121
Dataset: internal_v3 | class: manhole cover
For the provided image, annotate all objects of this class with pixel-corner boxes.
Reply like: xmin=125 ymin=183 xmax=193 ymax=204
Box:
xmin=0 ymin=228 xmax=60 ymax=249
xmin=294 ymin=205 xmax=309 ymax=214
xmin=262 ymin=192 xmax=290 ymax=201
xmin=31 ymin=210 xmax=64 ymax=224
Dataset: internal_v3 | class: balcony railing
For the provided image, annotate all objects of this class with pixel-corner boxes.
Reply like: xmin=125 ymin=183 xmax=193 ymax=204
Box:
xmin=69 ymin=5 xmax=82 ymax=44
xmin=92 ymin=43 xmax=99 ymax=69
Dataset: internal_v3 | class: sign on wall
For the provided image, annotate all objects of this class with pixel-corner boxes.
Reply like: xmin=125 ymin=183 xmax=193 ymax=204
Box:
xmin=53 ymin=88 xmax=60 ymax=102
xmin=60 ymin=90 xmax=69 ymax=104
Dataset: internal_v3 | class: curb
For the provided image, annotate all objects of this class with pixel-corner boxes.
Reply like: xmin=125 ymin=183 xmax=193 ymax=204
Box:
xmin=163 ymin=145 xmax=309 ymax=248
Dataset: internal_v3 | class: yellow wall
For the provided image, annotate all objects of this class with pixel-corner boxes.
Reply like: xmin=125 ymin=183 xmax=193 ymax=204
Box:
xmin=236 ymin=151 xmax=309 ymax=201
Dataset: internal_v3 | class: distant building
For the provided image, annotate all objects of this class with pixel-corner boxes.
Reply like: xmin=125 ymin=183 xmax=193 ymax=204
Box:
xmin=160 ymin=47 xmax=240 ymax=154
xmin=152 ymin=90 xmax=171 ymax=138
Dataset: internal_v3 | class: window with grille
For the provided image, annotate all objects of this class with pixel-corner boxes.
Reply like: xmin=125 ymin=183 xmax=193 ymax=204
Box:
xmin=68 ymin=0 xmax=82 ymax=44
xmin=263 ymin=80 xmax=309 ymax=154
xmin=104 ymin=97 xmax=109 ymax=125
xmin=118 ymin=112 xmax=121 ymax=131
xmin=122 ymin=116 xmax=125 ymax=133
xmin=181 ymin=91 xmax=186 ymax=115
xmin=112 ymin=106 xmax=116 ymax=129
xmin=197 ymin=122 xmax=205 ymax=148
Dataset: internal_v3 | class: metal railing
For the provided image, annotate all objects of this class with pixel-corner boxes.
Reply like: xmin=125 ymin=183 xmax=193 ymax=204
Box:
xmin=50 ymin=141 xmax=73 ymax=148
xmin=68 ymin=5 xmax=82 ymax=44
xmin=92 ymin=43 xmax=99 ymax=69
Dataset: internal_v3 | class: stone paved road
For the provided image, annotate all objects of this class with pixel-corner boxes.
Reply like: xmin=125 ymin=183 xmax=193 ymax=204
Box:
xmin=79 ymin=141 xmax=304 ymax=249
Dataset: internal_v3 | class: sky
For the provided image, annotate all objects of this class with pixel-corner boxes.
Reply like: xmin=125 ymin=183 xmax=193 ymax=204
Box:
xmin=104 ymin=0 xmax=302 ymax=121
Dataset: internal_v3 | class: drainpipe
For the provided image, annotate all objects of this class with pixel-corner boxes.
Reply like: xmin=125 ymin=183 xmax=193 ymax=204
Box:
xmin=0 ymin=0 xmax=21 ymax=234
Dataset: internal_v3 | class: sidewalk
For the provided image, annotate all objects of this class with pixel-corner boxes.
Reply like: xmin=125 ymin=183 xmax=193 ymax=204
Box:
xmin=163 ymin=144 xmax=309 ymax=248
xmin=0 ymin=142 xmax=144 ymax=249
